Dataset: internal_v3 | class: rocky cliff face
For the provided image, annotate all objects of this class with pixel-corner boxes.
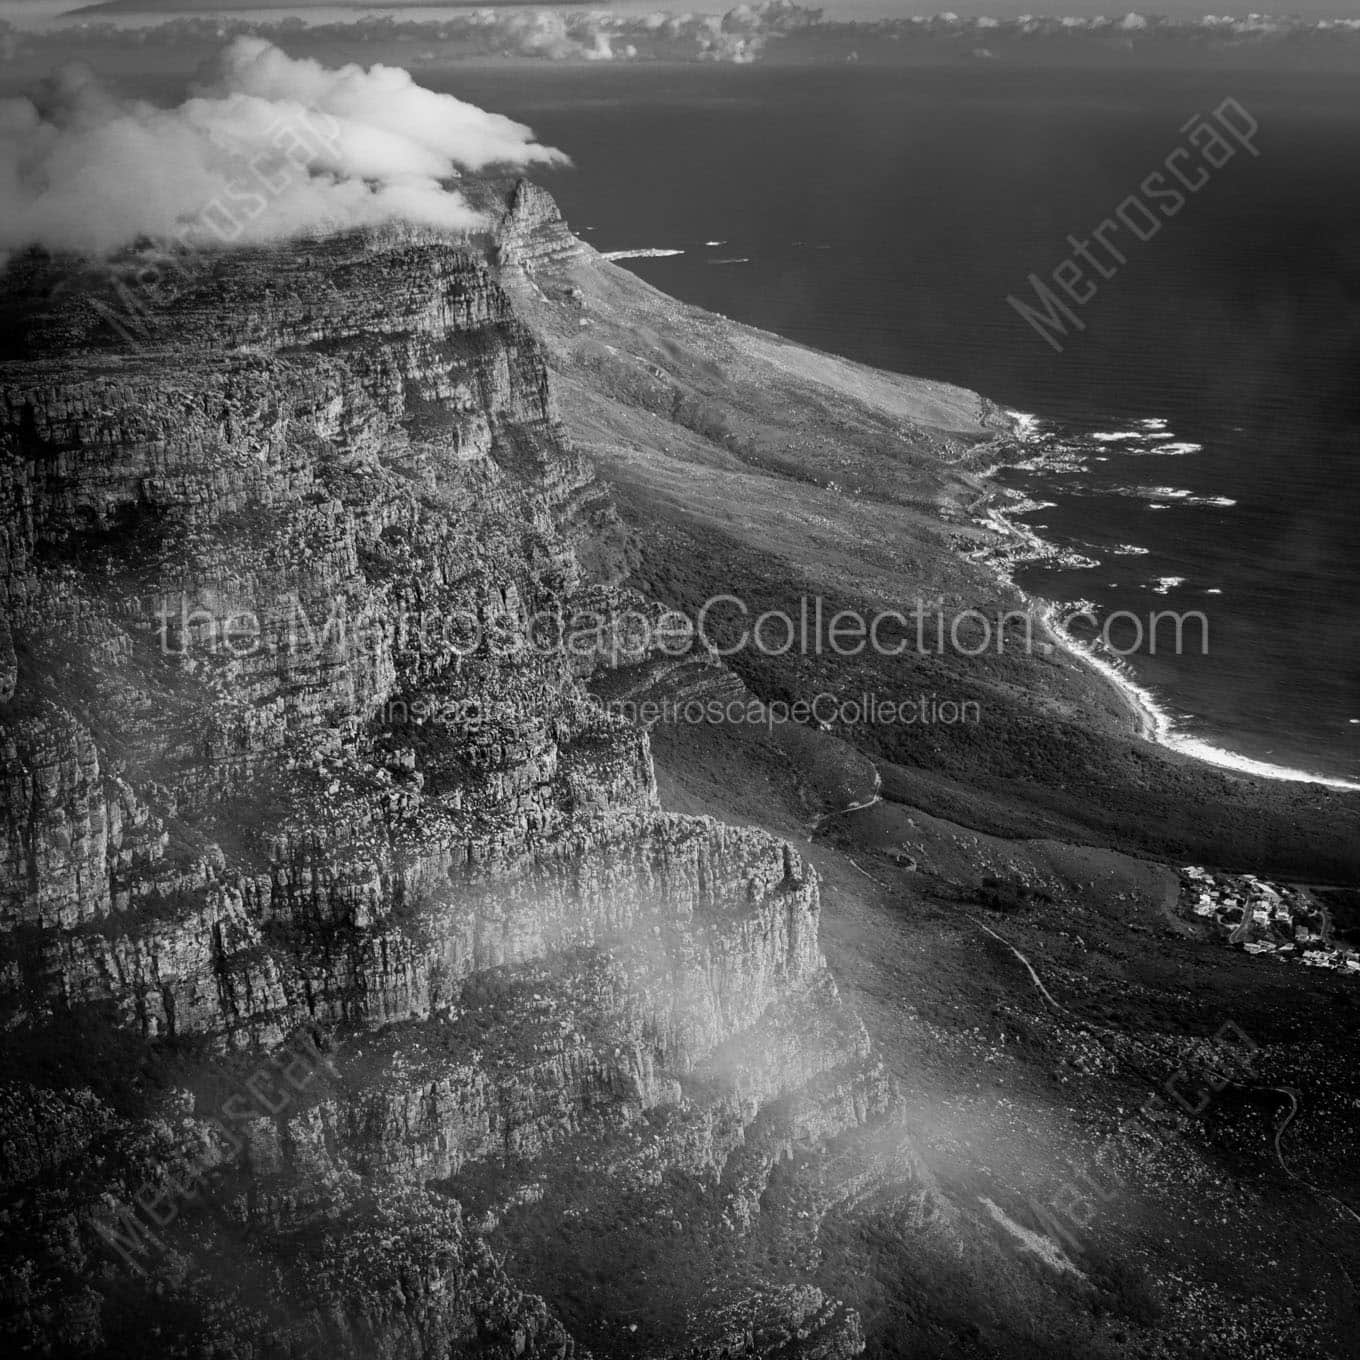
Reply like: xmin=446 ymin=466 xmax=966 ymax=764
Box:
xmin=0 ymin=194 xmax=932 ymax=1357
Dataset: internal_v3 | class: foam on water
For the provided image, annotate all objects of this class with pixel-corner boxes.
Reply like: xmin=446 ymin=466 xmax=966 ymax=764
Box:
xmin=1103 ymin=485 xmax=1237 ymax=508
xmin=1084 ymin=422 xmax=1201 ymax=456
xmin=1046 ymin=606 xmax=1360 ymax=791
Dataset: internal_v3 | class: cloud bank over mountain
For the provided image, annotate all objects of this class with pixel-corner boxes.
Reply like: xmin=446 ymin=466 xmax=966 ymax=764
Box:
xmin=0 ymin=36 xmax=564 ymax=257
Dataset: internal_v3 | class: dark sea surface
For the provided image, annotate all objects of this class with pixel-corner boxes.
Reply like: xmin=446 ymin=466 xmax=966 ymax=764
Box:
xmin=439 ymin=63 xmax=1360 ymax=784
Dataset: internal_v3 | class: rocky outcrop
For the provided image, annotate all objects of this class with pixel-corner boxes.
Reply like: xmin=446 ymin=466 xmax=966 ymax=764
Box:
xmin=494 ymin=180 xmax=589 ymax=274
xmin=0 ymin=204 xmax=925 ymax=1358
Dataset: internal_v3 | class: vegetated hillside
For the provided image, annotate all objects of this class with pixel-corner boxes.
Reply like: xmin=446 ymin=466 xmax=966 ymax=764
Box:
xmin=501 ymin=181 xmax=1360 ymax=1359
xmin=503 ymin=182 xmax=1360 ymax=884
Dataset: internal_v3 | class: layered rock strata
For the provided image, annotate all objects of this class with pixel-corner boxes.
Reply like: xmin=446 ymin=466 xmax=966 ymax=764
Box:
xmin=0 ymin=205 xmax=928 ymax=1357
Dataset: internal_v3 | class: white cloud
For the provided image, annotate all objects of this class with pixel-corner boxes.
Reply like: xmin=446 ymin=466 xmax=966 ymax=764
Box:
xmin=0 ymin=37 xmax=566 ymax=258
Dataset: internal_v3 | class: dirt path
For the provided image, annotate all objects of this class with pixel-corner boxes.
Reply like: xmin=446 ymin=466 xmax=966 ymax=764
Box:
xmin=969 ymin=914 xmax=1360 ymax=1230
xmin=807 ymin=792 xmax=882 ymax=840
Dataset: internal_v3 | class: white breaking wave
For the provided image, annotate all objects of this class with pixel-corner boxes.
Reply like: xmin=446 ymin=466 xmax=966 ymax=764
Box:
xmin=999 ymin=415 xmax=1352 ymax=789
xmin=1083 ymin=418 xmax=1201 ymax=457
xmin=1045 ymin=606 xmax=1360 ymax=791
xmin=1106 ymin=485 xmax=1236 ymax=508
xmin=1160 ymin=732 xmax=1360 ymax=791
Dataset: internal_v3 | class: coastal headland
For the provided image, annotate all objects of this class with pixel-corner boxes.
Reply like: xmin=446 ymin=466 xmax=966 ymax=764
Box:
xmin=1 ymin=176 xmax=1358 ymax=1360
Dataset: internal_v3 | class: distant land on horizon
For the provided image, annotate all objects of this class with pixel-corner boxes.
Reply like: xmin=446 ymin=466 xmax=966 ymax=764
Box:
xmin=39 ymin=0 xmax=1360 ymax=20
xmin=65 ymin=0 xmax=593 ymax=13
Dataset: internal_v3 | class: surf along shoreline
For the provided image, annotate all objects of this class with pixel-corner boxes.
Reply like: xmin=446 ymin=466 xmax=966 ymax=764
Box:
xmin=970 ymin=411 xmax=1360 ymax=794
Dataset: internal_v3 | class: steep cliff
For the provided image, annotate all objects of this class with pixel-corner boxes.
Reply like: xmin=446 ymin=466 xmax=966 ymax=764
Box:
xmin=0 ymin=208 xmax=931 ymax=1357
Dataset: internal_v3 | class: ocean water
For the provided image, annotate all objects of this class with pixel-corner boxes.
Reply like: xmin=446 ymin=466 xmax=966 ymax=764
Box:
xmin=437 ymin=63 xmax=1360 ymax=784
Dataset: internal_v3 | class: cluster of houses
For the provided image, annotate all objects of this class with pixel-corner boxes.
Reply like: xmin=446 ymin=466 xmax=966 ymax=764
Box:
xmin=1179 ymin=866 xmax=1360 ymax=975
